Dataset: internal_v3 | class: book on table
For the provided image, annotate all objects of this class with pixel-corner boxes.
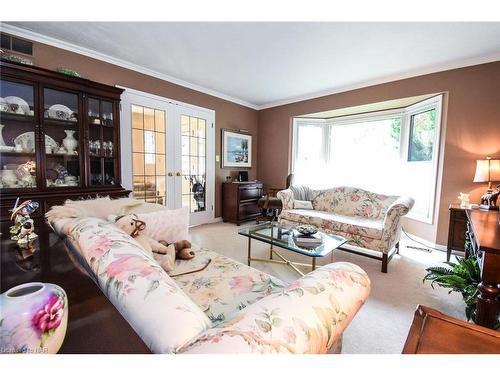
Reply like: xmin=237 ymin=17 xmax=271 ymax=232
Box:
xmin=293 ymin=233 xmax=323 ymax=245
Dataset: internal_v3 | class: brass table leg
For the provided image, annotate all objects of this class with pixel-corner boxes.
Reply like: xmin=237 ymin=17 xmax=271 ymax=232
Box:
xmin=270 ymin=242 xmax=273 ymax=260
xmin=247 ymin=237 xmax=251 ymax=266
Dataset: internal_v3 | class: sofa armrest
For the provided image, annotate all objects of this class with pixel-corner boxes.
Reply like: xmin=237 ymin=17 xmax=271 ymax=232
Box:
xmin=277 ymin=188 xmax=295 ymax=210
xmin=178 ymin=262 xmax=370 ymax=354
xmin=383 ymin=196 xmax=414 ymax=225
xmin=382 ymin=196 xmax=415 ymax=245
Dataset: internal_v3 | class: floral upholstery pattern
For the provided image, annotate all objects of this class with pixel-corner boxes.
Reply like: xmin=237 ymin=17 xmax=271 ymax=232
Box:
xmin=173 ymin=249 xmax=286 ymax=325
xmin=48 ymin=198 xmax=372 ymax=354
xmin=278 ymin=186 xmax=414 ymax=254
xmin=178 ymin=262 xmax=370 ymax=354
xmin=280 ymin=209 xmax=384 ymax=239
xmin=52 ymin=217 xmax=212 ymax=354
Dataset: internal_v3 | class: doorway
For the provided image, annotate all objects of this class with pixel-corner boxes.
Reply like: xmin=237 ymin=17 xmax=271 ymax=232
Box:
xmin=120 ymin=89 xmax=215 ymax=226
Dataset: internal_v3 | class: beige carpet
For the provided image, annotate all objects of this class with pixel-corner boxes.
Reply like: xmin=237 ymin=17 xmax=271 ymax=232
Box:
xmin=189 ymin=222 xmax=465 ymax=354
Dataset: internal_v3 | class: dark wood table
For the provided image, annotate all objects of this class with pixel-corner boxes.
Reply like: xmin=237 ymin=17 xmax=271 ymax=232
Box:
xmin=0 ymin=218 xmax=150 ymax=353
xmin=466 ymin=209 xmax=500 ymax=329
xmin=403 ymin=305 xmax=500 ymax=353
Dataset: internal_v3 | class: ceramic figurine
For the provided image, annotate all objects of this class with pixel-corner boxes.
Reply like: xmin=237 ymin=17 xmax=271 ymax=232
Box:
xmin=0 ymin=282 xmax=68 ymax=353
xmin=9 ymin=199 xmax=40 ymax=252
xmin=457 ymin=192 xmax=470 ymax=208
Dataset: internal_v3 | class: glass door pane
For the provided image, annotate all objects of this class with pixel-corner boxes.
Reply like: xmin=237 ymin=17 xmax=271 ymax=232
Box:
xmin=181 ymin=115 xmax=206 ymax=213
xmin=131 ymin=104 xmax=167 ymax=204
xmin=0 ymin=80 xmax=37 ymax=189
xmin=88 ymin=97 xmax=117 ymax=186
xmin=43 ymin=88 xmax=81 ymax=188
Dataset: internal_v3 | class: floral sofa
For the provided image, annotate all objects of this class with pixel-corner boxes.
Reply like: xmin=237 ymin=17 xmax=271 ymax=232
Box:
xmin=277 ymin=186 xmax=414 ymax=273
xmin=48 ymin=200 xmax=371 ymax=354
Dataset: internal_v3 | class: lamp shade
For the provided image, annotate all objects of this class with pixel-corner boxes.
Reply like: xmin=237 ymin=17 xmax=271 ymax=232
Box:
xmin=473 ymin=159 xmax=500 ymax=182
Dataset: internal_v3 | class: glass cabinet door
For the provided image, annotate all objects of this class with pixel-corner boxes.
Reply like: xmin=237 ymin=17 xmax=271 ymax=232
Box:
xmin=42 ymin=87 xmax=81 ymax=188
xmin=88 ymin=97 xmax=117 ymax=186
xmin=0 ymin=79 xmax=37 ymax=189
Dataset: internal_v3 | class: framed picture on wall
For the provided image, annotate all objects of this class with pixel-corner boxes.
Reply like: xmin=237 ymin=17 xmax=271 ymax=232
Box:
xmin=222 ymin=129 xmax=252 ymax=168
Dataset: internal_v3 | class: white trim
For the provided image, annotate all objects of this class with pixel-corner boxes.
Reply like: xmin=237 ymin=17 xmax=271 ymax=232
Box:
xmin=2 ymin=23 xmax=500 ymax=111
xmin=0 ymin=23 xmax=258 ymax=110
xmin=403 ymin=95 xmax=443 ymax=224
xmin=116 ymin=85 xmax=215 ymax=116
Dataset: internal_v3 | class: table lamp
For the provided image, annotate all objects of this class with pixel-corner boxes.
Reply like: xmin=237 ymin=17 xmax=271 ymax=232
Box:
xmin=473 ymin=156 xmax=500 ymax=210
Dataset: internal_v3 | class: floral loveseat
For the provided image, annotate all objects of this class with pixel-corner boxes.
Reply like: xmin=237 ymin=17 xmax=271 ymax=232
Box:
xmin=277 ymin=186 xmax=414 ymax=273
xmin=48 ymin=200 xmax=371 ymax=354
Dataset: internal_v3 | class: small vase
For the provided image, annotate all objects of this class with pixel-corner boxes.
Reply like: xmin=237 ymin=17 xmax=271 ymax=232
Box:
xmin=0 ymin=124 xmax=6 ymax=147
xmin=62 ymin=130 xmax=78 ymax=154
xmin=0 ymin=282 xmax=68 ymax=354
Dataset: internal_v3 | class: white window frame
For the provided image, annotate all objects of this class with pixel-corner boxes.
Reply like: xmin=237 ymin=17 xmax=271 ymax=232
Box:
xmin=292 ymin=95 xmax=443 ymax=224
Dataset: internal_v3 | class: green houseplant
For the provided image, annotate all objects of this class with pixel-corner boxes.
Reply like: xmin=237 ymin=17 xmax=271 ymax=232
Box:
xmin=423 ymin=256 xmax=481 ymax=322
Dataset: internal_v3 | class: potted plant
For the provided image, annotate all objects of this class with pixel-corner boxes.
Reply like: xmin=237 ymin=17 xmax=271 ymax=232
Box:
xmin=423 ymin=256 xmax=481 ymax=323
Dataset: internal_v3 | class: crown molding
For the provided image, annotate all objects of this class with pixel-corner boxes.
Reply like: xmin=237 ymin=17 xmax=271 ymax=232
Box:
xmin=257 ymin=52 xmax=500 ymax=110
xmin=2 ymin=23 xmax=500 ymax=111
xmin=0 ymin=23 xmax=259 ymax=110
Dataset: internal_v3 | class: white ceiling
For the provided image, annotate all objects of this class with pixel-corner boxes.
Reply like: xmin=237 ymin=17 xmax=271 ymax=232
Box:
xmin=3 ymin=22 xmax=500 ymax=109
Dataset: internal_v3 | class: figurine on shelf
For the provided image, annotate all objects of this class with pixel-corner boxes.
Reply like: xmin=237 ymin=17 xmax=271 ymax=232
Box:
xmin=9 ymin=198 xmax=40 ymax=252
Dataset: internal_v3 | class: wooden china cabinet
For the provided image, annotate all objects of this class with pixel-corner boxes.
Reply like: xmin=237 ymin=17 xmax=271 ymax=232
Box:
xmin=0 ymin=60 xmax=130 ymax=220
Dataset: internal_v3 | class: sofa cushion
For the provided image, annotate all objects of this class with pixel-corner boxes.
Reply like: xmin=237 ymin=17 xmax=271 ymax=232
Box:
xmin=172 ymin=248 xmax=287 ymax=325
xmin=280 ymin=209 xmax=384 ymax=240
xmin=311 ymin=187 xmax=397 ymax=219
xmin=136 ymin=207 xmax=189 ymax=243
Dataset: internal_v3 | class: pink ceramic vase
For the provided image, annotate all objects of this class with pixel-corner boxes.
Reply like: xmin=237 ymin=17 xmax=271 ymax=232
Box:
xmin=0 ymin=282 xmax=68 ymax=354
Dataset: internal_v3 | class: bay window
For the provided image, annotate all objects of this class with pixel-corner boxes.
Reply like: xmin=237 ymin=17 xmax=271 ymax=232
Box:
xmin=292 ymin=95 xmax=443 ymax=223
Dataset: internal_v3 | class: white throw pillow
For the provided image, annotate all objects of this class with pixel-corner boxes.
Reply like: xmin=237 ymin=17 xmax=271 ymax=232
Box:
xmin=137 ymin=207 xmax=189 ymax=243
xmin=294 ymin=200 xmax=314 ymax=210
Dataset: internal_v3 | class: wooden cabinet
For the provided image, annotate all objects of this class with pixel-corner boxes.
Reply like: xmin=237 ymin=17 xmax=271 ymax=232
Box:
xmin=0 ymin=61 xmax=129 ymax=219
xmin=465 ymin=209 xmax=500 ymax=329
xmin=403 ymin=305 xmax=500 ymax=353
xmin=447 ymin=205 xmax=468 ymax=261
xmin=222 ymin=181 xmax=263 ymax=225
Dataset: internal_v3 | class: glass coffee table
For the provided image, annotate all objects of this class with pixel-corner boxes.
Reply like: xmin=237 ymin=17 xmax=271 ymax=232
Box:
xmin=238 ymin=223 xmax=347 ymax=276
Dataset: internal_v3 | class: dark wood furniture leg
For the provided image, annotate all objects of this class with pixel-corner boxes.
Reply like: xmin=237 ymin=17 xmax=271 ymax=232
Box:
xmin=395 ymin=242 xmax=400 ymax=254
xmin=382 ymin=253 xmax=388 ymax=273
xmin=447 ymin=205 xmax=468 ymax=262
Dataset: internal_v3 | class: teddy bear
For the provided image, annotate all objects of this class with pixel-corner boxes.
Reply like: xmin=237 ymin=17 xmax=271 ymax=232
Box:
xmin=110 ymin=214 xmax=176 ymax=273
xmin=159 ymin=239 xmax=195 ymax=260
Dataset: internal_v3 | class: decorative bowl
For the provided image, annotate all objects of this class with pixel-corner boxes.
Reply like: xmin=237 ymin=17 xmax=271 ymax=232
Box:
xmin=295 ymin=224 xmax=318 ymax=236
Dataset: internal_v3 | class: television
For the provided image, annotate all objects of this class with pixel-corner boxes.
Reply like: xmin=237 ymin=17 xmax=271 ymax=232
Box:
xmin=238 ymin=171 xmax=249 ymax=182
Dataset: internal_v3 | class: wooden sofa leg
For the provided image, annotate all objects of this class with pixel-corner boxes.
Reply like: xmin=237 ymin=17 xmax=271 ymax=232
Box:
xmin=382 ymin=253 xmax=388 ymax=273
xmin=395 ymin=242 xmax=400 ymax=254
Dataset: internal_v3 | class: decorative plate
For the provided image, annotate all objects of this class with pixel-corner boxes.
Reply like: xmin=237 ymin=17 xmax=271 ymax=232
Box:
xmin=47 ymin=104 xmax=76 ymax=121
xmin=46 ymin=162 xmax=68 ymax=180
xmin=4 ymin=96 xmax=31 ymax=115
xmin=295 ymin=224 xmax=318 ymax=236
xmin=14 ymin=132 xmax=58 ymax=153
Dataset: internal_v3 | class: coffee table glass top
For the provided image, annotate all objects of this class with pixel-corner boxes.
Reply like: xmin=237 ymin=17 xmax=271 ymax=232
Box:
xmin=238 ymin=223 xmax=346 ymax=257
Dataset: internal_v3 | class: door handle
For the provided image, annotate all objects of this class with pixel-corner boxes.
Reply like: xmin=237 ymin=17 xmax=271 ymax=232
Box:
xmin=176 ymin=172 xmax=182 ymax=177
xmin=168 ymin=172 xmax=173 ymax=177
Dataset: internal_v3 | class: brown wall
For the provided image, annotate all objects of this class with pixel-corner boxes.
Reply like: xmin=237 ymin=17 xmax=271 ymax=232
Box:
xmin=258 ymin=61 xmax=500 ymax=245
xmin=26 ymin=39 xmax=500 ymax=244
xmin=29 ymin=41 xmax=259 ymax=218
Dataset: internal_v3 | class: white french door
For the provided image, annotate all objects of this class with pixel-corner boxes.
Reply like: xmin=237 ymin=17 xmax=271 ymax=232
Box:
xmin=120 ymin=89 xmax=214 ymax=226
